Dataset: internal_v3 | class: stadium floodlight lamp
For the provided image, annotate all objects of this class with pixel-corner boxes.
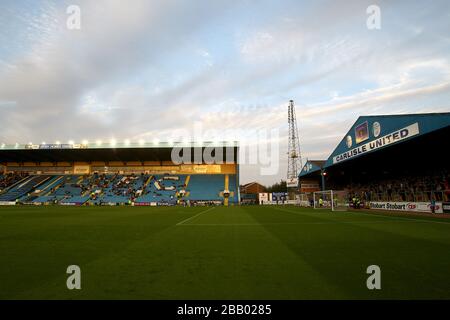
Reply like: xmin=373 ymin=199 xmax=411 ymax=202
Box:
xmin=68 ymin=140 xmax=74 ymax=145
xmin=110 ymin=139 xmax=117 ymax=147
xmin=96 ymin=140 xmax=102 ymax=146
xmin=55 ymin=140 xmax=61 ymax=144
xmin=124 ymin=139 xmax=130 ymax=146
xmin=82 ymin=140 xmax=89 ymax=145
xmin=42 ymin=141 xmax=46 ymax=145
xmin=138 ymin=139 xmax=145 ymax=146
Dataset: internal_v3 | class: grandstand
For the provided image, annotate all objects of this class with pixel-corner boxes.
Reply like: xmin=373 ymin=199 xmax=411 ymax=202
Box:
xmin=299 ymin=112 xmax=450 ymax=214
xmin=0 ymin=142 xmax=239 ymax=206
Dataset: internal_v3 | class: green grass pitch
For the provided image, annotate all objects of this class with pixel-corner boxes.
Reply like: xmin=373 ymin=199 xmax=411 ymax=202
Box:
xmin=0 ymin=205 xmax=449 ymax=299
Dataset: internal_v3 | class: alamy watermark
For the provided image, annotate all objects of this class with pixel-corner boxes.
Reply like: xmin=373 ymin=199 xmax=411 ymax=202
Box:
xmin=66 ymin=265 xmax=81 ymax=290
xmin=366 ymin=265 xmax=381 ymax=290
xmin=168 ymin=122 xmax=281 ymax=176
xmin=366 ymin=5 xmax=381 ymax=30
xmin=66 ymin=5 xmax=81 ymax=30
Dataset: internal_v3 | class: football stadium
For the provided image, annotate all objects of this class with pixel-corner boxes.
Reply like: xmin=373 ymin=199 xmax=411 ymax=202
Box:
xmin=2 ymin=0 xmax=450 ymax=311
xmin=0 ymin=113 xmax=449 ymax=300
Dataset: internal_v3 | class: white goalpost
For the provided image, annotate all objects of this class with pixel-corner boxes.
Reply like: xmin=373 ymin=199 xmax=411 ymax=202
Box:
xmin=313 ymin=190 xmax=348 ymax=211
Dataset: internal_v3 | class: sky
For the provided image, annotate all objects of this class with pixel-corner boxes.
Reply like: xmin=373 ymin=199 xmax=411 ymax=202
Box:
xmin=0 ymin=0 xmax=449 ymax=185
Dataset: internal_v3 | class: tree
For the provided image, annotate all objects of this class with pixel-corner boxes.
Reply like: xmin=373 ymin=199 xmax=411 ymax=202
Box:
xmin=266 ymin=180 xmax=287 ymax=193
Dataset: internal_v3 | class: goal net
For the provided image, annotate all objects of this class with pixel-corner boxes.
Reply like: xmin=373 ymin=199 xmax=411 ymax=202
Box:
xmin=313 ymin=190 xmax=348 ymax=211
xmin=297 ymin=193 xmax=311 ymax=207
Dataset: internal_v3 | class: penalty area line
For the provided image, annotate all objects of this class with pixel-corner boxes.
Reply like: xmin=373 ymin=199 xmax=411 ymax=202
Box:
xmin=177 ymin=220 xmax=430 ymax=226
xmin=348 ymin=210 xmax=450 ymax=225
xmin=273 ymin=207 xmax=450 ymax=225
xmin=176 ymin=207 xmax=216 ymax=226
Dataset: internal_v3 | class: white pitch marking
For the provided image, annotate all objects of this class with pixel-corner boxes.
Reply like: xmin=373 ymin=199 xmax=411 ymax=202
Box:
xmin=177 ymin=220 xmax=432 ymax=226
xmin=274 ymin=206 xmax=450 ymax=226
xmin=346 ymin=210 xmax=450 ymax=225
xmin=176 ymin=207 xmax=216 ymax=226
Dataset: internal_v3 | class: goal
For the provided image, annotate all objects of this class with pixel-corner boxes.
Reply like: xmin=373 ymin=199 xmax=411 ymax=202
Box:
xmin=297 ymin=193 xmax=311 ymax=207
xmin=313 ymin=190 xmax=348 ymax=211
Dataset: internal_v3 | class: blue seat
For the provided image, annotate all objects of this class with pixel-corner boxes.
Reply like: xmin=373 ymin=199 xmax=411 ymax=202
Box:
xmin=0 ymin=175 xmax=50 ymax=201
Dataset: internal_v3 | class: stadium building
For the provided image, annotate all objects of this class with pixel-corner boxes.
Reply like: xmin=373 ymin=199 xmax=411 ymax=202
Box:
xmin=299 ymin=112 xmax=450 ymax=214
xmin=0 ymin=142 xmax=239 ymax=206
xmin=240 ymin=182 xmax=267 ymax=205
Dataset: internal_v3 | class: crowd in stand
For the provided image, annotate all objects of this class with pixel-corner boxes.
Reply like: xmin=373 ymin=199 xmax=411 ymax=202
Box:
xmin=79 ymin=173 xmax=145 ymax=201
xmin=109 ymin=173 xmax=145 ymax=201
xmin=345 ymin=171 xmax=450 ymax=202
xmin=139 ymin=175 xmax=187 ymax=199
xmin=0 ymin=171 xmax=189 ymax=203
xmin=0 ymin=171 xmax=228 ymax=206
xmin=0 ymin=172 xmax=28 ymax=191
xmin=78 ymin=173 xmax=182 ymax=202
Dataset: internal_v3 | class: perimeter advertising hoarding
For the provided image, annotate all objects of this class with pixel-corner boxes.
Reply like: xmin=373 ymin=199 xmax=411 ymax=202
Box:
xmin=287 ymin=177 xmax=298 ymax=188
xmin=0 ymin=201 xmax=16 ymax=205
xmin=369 ymin=201 xmax=443 ymax=214
xmin=272 ymin=192 xmax=288 ymax=202
xmin=442 ymin=202 xmax=450 ymax=214
xmin=258 ymin=193 xmax=271 ymax=204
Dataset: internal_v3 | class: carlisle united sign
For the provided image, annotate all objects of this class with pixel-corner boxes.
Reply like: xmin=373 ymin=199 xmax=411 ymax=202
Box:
xmin=333 ymin=122 xmax=419 ymax=164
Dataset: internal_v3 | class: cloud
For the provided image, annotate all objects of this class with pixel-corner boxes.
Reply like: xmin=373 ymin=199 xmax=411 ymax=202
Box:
xmin=0 ymin=0 xmax=234 ymax=139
